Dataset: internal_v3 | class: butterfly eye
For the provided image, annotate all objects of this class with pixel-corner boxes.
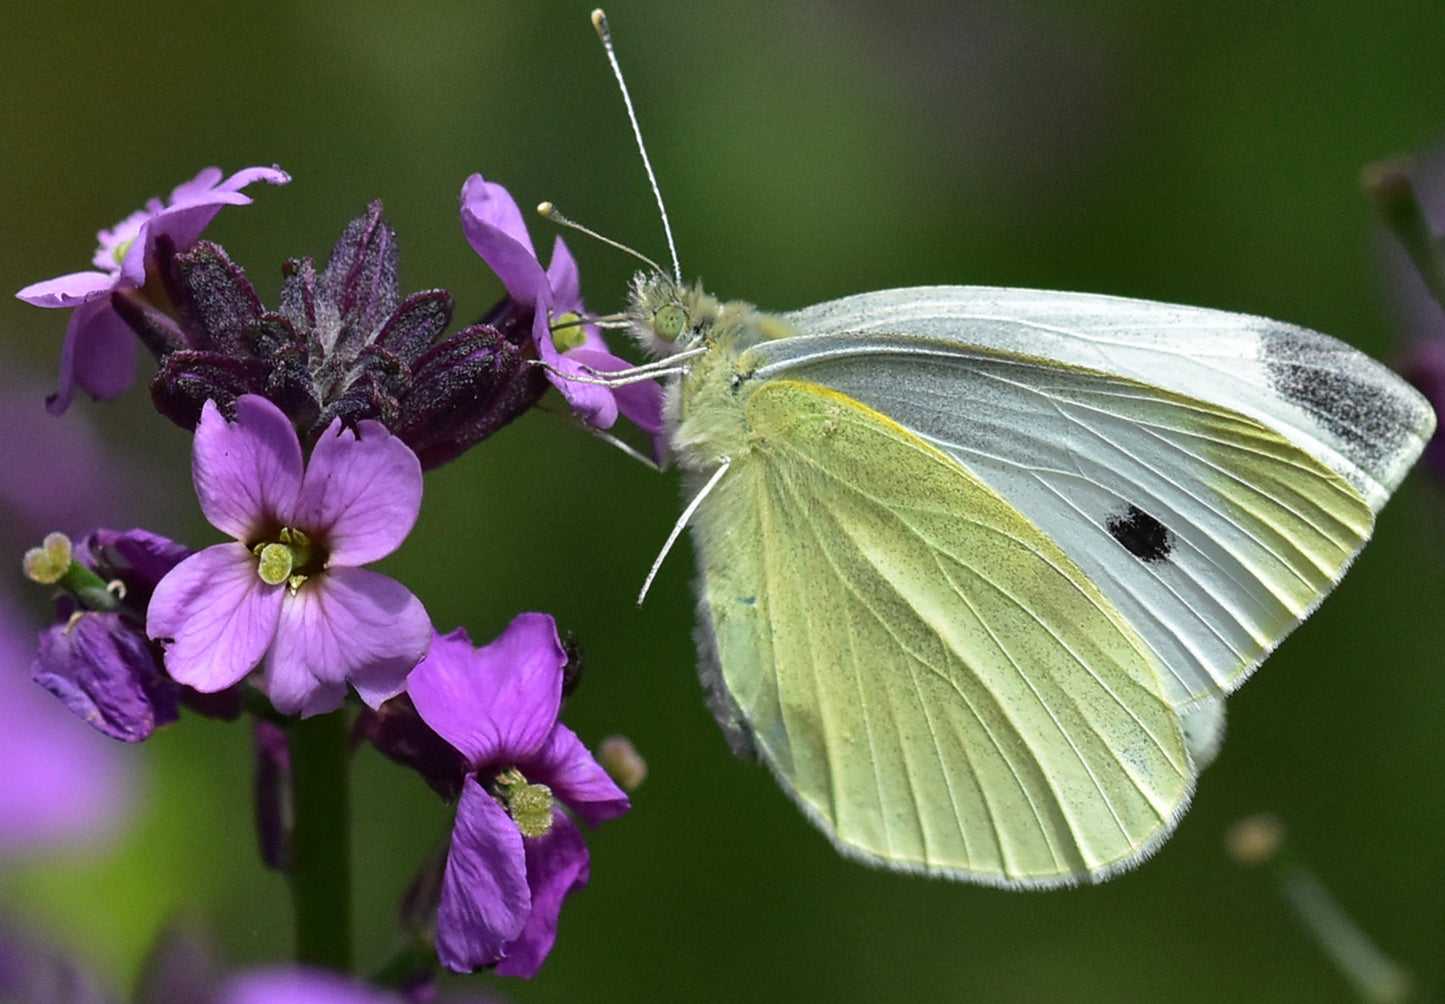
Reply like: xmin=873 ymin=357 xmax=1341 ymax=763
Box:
xmin=652 ymin=303 xmax=687 ymax=341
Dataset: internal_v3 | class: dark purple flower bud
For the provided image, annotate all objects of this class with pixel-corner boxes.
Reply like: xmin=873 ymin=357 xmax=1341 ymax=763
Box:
xmin=392 ymin=325 xmax=548 ymax=469
xmin=376 ymin=290 xmax=456 ymax=364
xmin=172 ymin=241 xmax=267 ymax=358
xmin=151 ymin=350 xmax=269 ymax=430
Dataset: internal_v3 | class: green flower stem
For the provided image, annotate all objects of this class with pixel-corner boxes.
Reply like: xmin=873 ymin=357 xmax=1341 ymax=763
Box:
xmin=288 ymin=709 xmax=353 ymax=971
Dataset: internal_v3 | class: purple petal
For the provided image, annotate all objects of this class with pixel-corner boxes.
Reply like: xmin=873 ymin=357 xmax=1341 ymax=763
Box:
xmin=212 ymin=164 xmax=292 ymax=195
xmin=436 ymin=778 xmax=531 ymax=973
xmin=568 ymin=346 xmax=665 ymax=439
xmin=193 ymin=396 xmax=305 ymax=541
xmin=523 ymin=723 xmax=630 ymax=826
xmin=293 ymin=418 xmax=422 ymax=566
xmin=263 ymin=567 xmax=430 ymax=716
xmin=536 ymin=334 xmax=621 ymax=429
xmin=495 ymin=812 xmax=590 ymax=978
xmin=407 ymin=614 xmax=566 ymax=767
xmin=69 ymin=300 xmax=139 ymax=401
xmin=15 ymin=271 xmax=115 ymax=308
xmin=168 ymin=166 xmax=225 ymax=201
xmin=45 ymin=299 xmax=139 ymax=415
xmin=544 ymin=235 xmax=581 ymax=313
xmin=459 ymin=174 xmax=549 ymax=307
xmin=147 ymin=543 xmax=283 ymax=692
xmin=128 ymin=166 xmax=291 ymax=287
xmin=33 ymin=612 xmax=180 ymax=742
xmin=81 ymin=528 xmax=192 ymax=593
xmin=136 ymin=198 xmax=250 ymax=281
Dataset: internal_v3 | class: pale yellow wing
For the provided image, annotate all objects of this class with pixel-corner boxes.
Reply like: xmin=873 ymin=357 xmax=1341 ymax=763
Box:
xmin=690 ymin=378 xmax=1193 ymax=885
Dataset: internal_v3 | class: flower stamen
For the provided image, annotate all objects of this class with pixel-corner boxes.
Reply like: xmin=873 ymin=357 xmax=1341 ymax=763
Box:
xmin=494 ymin=767 xmax=555 ymax=838
xmin=253 ymin=526 xmax=317 ymax=589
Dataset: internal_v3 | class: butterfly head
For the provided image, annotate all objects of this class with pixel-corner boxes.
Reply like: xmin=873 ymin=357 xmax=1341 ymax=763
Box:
xmin=627 ymin=269 xmax=719 ymax=359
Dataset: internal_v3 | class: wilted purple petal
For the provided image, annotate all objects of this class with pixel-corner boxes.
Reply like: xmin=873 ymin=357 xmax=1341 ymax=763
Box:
xmin=33 ymin=612 xmax=179 ymax=742
xmin=437 ymin=777 xmax=532 ymax=973
xmin=407 ymin=614 xmax=566 ymax=767
xmin=460 ymin=174 xmax=547 ymax=307
xmin=494 ymin=812 xmax=590 ymax=978
xmin=264 ymin=566 xmax=429 ymax=716
xmin=148 ymin=543 xmax=283 ymax=692
xmin=293 ymin=418 xmax=422 ymax=566
xmin=524 ymin=723 xmax=630 ymax=826
xmin=193 ymin=397 xmax=304 ymax=540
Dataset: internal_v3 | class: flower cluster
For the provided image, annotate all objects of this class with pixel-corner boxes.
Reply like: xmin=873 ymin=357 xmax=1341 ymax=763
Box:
xmin=14 ymin=164 xmax=658 ymax=989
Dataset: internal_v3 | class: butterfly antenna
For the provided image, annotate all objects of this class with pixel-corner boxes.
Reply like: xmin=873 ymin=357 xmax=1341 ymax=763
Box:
xmin=537 ymin=201 xmax=670 ymax=278
xmin=593 ymin=8 xmax=682 ymax=285
xmin=638 ymin=458 xmax=731 ymax=606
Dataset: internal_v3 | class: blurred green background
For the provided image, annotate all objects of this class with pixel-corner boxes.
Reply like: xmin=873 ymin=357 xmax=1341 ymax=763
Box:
xmin=2 ymin=1 xmax=1443 ymax=1000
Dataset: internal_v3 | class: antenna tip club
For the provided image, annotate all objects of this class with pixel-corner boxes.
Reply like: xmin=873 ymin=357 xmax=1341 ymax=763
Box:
xmin=591 ymin=9 xmax=609 ymax=38
xmin=536 ymin=201 xmax=556 ymax=218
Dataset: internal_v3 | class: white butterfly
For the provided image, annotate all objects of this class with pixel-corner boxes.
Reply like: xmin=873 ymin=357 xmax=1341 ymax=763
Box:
xmin=582 ymin=9 xmax=1436 ymax=886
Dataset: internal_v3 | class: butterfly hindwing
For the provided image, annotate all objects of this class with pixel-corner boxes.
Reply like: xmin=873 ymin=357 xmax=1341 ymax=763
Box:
xmin=690 ymin=377 xmax=1193 ymax=885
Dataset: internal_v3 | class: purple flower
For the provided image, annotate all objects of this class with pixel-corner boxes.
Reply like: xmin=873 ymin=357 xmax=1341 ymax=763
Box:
xmin=460 ymin=174 xmax=664 ymax=445
xmin=147 ymin=394 xmax=430 ymax=716
xmin=406 ymin=613 xmax=630 ymax=977
xmin=16 ymin=166 xmax=290 ymax=414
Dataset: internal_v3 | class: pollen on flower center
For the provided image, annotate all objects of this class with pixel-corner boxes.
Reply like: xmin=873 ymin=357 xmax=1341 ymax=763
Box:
xmin=495 ymin=767 xmax=555 ymax=838
xmin=252 ymin=526 xmax=318 ymax=589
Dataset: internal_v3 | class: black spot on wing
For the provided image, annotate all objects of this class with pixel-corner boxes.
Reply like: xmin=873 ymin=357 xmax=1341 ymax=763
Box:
xmin=1106 ymin=505 xmax=1174 ymax=563
xmin=1258 ymin=324 xmax=1421 ymax=472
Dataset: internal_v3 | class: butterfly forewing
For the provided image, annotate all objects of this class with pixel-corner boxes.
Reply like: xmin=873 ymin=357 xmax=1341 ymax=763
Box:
xmin=776 ymin=287 xmax=1434 ymax=510
xmin=746 ymin=328 xmax=1382 ymax=707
